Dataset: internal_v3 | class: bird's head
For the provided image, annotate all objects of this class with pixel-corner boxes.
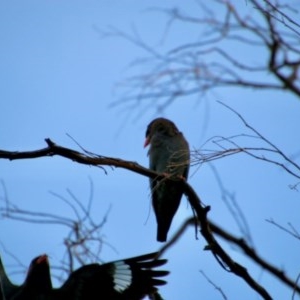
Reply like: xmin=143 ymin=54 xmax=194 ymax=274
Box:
xmin=144 ymin=118 xmax=179 ymax=148
xmin=25 ymin=254 xmax=52 ymax=292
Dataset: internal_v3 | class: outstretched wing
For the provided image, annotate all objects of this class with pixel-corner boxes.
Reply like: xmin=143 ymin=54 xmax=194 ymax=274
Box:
xmin=116 ymin=252 xmax=169 ymax=299
xmin=56 ymin=252 xmax=169 ymax=300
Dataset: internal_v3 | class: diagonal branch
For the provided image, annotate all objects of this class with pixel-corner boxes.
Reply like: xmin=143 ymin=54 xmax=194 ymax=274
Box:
xmin=182 ymin=183 xmax=272 ymax=299
xmin=1 ymin=139 xmax=273 ymax=299
xmin=209 ymin=220 xmax=300 ymax=294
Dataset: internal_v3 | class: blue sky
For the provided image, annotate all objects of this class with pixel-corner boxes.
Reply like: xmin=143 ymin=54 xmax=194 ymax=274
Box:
xmin=1 ymin=1 xmax=300 ymax=299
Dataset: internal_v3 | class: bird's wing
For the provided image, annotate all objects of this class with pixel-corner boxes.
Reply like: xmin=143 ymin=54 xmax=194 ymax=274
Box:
xmin=55 ymin=252 xmax=169 ymax=300
xmin=118 ymin=252 xmax=169 ymax=299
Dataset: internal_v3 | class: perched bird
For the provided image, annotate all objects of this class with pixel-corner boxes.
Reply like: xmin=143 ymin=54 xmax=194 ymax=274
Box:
xmin=144 ymin=118 xmax=190 ymax=242
xmin=1 ymin=252 xmax=169 ymax=300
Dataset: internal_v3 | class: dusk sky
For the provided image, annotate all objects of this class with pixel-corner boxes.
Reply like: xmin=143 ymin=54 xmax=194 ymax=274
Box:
xmin=1 ymin=1 xmax=300 ymax=299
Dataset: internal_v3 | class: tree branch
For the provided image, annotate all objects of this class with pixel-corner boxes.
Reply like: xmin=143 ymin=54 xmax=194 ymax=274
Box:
xmin=0 ymin=139 xmax=273 ymax=299
xmin=209 ymin=220 xmax=300 ymax=295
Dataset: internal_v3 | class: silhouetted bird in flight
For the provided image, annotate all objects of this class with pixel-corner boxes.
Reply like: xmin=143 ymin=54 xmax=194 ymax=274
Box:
xmin=0 ymin=252 xmax=169 ymax=299
xmin=144 ymin=118 xmax=190 ymax=242
xmin=0 ymin=254 xmax=51 ymax=299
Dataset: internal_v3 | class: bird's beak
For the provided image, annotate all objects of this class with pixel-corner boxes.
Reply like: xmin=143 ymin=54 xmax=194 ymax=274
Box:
xmin=144 ymin=137 xmax=150 ymax=148
xmin=37 ymin=255 xmax=49 ymax=264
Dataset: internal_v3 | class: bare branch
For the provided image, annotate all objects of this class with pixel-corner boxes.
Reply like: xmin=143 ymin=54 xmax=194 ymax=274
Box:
xmin=182 ymin=183 xmax=272 ymax=299
xmin=0 ymin=180 xmax=110 ymax=281
xmin=208 ymin=163 xmax=254 ymax=246
xmin=266 ymin=218 xmax=300 ymax=240
xmin=199 ymin=270 xmax=228 ymax=300
xmin=109 ymin=0 xmax=300 ymax=113
xmin=0 ymin=140 xmax=273 ymax=298
xmin=209 ymin=220 xmax=300 ymax=294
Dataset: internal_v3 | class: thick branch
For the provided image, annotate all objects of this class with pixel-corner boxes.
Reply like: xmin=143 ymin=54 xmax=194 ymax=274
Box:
xmin=0 ymin=139 xmax=272 ymax=299
xmin=182 ymin=184 xmax=272 ymax=300
xmin=0 ymin=138 xmax=153 ymax=178
xmin=209 ymin=221 xmax=300 ymax=294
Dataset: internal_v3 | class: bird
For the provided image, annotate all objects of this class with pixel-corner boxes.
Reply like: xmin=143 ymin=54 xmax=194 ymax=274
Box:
xmin=0 ymin=254 xmax=51 ymax=299
xmin=0 ymin=252 xmax=169 ymax=300
xmin=144 ymin=118 xmax=190 ymax=242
